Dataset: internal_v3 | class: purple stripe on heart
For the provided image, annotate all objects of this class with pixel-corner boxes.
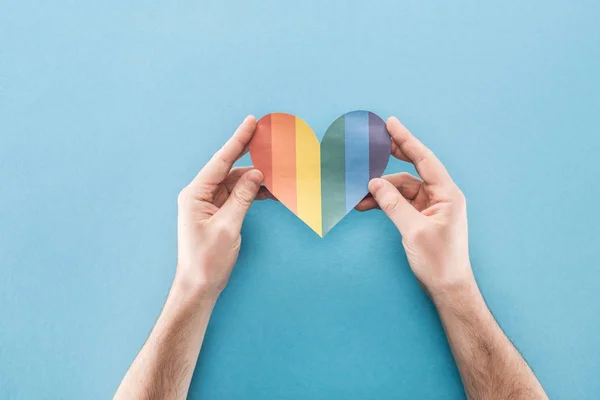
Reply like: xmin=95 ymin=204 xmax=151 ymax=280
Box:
xmin=369 ymin=113 xmax=390 ymax=179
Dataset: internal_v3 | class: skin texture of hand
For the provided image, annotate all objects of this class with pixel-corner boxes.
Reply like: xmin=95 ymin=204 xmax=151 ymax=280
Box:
xmin=357 ymin=117 xmax=547 ymax=399
xmin=114 ymin=115 xmax=267 ymax=400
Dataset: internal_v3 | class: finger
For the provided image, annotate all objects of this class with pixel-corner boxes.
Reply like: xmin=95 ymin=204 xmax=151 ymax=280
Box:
xmin=387 ymin=117 xmax=452 ymax=186
xmin=355 ymin=196 xmax=379 ymax=211
xmin=235 ymin=144 xmax=250 ymax=162
xmin=191 ymin=115 xmax=257 ymax=188
xmin=368 ymin=178 xmax=423 ymax=234
xmin=390 ymin=140 xmax=410 ymax=162
xmin=223 ymin=168 xmax=275 ymax=200
xmin=215 ymin=169 xmax=263 ymax=230
xmin=356 ymin=172 xmax=422 ymax=211
xmin=382 ymin=172 xmax=423 ymax=199
xmin=224 ymin=168 xmax=277 ymax=201
xmin=223 ymin=167 xmax=254 ymax=192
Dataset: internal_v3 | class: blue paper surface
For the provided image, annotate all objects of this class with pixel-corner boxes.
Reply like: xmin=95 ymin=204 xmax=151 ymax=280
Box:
xmin=1 ymin=1 xmax=599 ymax=398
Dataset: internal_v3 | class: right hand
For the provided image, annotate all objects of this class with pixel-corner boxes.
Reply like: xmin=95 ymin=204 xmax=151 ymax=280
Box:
xmin=356 ymin=117 xmax=474 ymax=297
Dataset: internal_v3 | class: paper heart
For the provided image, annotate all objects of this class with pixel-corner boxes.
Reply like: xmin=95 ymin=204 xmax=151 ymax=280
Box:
xmin=249 ymin=111 xmax=391 ymax=237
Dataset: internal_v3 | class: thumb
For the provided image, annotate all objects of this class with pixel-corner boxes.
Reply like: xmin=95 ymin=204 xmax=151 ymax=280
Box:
xmin=368 ymin=178 xmax=422 ymax=234
xmin=216 ymin=169 xmax=263 ymax=230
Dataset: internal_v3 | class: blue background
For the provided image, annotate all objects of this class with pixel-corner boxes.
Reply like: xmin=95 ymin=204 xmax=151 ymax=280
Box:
xmin=1 ymin=1 xmax=599 ymax=398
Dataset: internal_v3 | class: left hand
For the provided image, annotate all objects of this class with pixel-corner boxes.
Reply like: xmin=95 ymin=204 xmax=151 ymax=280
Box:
xmin=175 ymin=115 xmax=271 ymax=299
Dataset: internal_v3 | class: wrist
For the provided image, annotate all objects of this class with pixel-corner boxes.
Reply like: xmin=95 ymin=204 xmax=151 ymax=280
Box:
xmin=171 ymin=271 xmax=221 ymax=305
xmin=429 ymin=273 xmax=481 ymax=309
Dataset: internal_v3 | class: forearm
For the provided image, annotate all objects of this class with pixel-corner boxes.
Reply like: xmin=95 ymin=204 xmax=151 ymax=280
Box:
xmin=114 ymin=277 xmax=217 ymax=400
xmin=432 ymin=276 xmax=547 ymax=400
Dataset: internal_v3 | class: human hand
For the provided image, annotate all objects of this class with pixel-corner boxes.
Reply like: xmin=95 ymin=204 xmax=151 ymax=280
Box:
xmin=356 ymin=117 xmax=473 ymax=297
xmin=175 ymin=116 xmax=271 ymax=299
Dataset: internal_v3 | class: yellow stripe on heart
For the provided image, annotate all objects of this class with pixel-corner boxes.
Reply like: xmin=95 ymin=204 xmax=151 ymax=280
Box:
xmin=295 ymin=117 xmax=322 ymax=237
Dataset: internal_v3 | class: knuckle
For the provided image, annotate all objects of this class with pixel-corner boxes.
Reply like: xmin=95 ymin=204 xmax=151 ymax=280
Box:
xmin=380 ymin=197 xmax=400 ymax=214
xmin=213 ymin=219 xmax=237 ymax=240
xmin=395 ymin=172 xmax=414 ymax=184
xmin=178 ymin=187 xmax=191 ymax=205
xmin=406 ymin=225 xmax=430 ymax=243
xmin=414 ymin=150 xmax=433 ymax=166
xmin=232 ymin=185 xmax=254 ymax=206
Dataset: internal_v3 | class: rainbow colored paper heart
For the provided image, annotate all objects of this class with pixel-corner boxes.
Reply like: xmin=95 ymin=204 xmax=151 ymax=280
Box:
xmin=249 ymin=111 xmax=391 ymax=237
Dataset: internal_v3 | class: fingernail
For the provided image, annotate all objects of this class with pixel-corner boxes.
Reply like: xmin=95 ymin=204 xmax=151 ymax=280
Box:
xmin=387 ymin=116 xmax=400 ymax=125
xmin=368 ymin=179 xmax=382 ymax=193
xmin=246 ymin=169 xmax=263 ymax=186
